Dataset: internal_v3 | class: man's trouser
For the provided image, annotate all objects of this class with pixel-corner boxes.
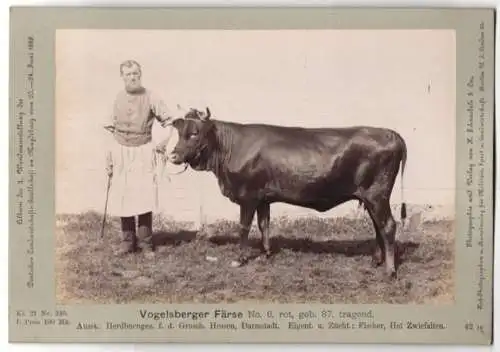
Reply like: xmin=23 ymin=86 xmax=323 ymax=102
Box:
xmin=119 ymin=211 xmax=154 ymax=253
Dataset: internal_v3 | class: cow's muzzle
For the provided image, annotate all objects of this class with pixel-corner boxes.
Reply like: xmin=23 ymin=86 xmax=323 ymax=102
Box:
xmin=167 ymin=152 xmax=182 ymax=164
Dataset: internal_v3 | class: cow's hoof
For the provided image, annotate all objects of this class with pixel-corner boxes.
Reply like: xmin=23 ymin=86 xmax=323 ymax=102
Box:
xmin=387 ymin=270 xmax=397 ymax=280
xmin=231 ymin=255 xmax=250 ymax=267
xmin=371 ymin=258 xmax=383 ymax=268
xmin=372 ymin=249 xmax=383 ymax=268
xmin=256 ymin=253 xmax=272 ymax=262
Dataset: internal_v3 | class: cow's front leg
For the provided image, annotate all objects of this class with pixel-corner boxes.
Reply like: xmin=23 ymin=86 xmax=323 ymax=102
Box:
xmin=231 ymin=203 xmax=257 ymax=267
xmin=257 ymin=202 xmax=272 ymax=258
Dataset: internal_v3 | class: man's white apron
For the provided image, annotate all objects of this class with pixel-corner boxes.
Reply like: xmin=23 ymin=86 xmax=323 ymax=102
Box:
xmin=107 ymin=141 xmax=159 ymax=217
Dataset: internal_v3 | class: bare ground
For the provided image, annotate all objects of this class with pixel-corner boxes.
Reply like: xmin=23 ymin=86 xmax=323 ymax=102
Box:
xmin=55 ymin=210 xmax=454 ymax=305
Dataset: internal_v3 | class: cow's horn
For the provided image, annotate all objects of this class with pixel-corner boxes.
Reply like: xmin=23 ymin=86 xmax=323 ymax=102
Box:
xmin=205 ymin=107 xmax=211 ymax=119
xmin=200 ymin=107 xmax=211 ymax=121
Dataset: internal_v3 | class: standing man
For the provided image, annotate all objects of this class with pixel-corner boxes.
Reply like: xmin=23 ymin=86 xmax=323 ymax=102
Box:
xmin=103 ymin=60 xmax=179 ymax=257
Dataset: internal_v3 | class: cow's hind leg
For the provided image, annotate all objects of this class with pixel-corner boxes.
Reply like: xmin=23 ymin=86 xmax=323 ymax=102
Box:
xmin=364 ymin=198 xmax=397 ymax=278
xmin=362 ymin=204 xmax=384 ymax=267
xmin=357 ymin=199 xmax=383 ymax=266
xmin=257 ymin=202 xmax=272 ymax=258
xmin=371 ymin=223 xmax=385 ymax=268
xmin=231 ymin=203 xmax=257 ymax=268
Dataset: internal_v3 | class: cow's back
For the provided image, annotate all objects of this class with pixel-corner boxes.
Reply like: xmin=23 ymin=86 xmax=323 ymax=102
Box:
xmin=216 ymin=121 xmax=400 ymax=208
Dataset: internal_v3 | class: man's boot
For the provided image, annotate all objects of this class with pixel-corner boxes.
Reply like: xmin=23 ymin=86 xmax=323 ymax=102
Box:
xmin=138 ymin=211 xmax=155 ymax=256
xmin=116 ymin=216 xmax=138 ymax=255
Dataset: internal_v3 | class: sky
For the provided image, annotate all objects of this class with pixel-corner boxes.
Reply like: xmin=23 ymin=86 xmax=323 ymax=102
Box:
xmin=55 ymin=29 xmax=456 ymax=223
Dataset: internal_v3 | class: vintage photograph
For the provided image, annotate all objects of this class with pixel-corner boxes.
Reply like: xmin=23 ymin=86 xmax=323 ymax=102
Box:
xmin=55 ymin=29 xmax=456 ymax=305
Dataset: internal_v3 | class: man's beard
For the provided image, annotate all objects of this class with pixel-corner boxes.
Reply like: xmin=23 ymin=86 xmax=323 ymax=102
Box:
xmin=125 ymin=82 xmax=143 ymax=93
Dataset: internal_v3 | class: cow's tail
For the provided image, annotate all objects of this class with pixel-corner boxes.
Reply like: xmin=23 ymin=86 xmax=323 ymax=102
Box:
xmin=398 ymin=134 xmax=407 ymax=226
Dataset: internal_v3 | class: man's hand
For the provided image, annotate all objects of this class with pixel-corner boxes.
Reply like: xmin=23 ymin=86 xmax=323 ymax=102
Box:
xmin=105 ymin=151 xmax=113 ymax=177
xmin=160 ymin=119 xmax=172 ymax=128
xmin=155 ymin=143 xmax=167 ymax=154
xmin=104 ymin=125 xmax=116 ymax=133
xmin=106 ymin=163 xmax=113 ymax=177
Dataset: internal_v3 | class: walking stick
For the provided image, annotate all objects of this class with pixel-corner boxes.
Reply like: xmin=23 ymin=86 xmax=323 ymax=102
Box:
xmin=101 ymin=126 xmax=115 ymax=239
xmin=100 ymin=173 xmax=112 ymax=238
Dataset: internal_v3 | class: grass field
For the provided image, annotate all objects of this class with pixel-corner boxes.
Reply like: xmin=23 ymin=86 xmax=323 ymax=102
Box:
xmin=55 ymin=209 xmax=454 ymax=305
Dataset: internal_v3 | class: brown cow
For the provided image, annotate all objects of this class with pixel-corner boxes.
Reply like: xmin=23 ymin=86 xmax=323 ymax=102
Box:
xmin=164 ymin=107 xmax=407 ymax=279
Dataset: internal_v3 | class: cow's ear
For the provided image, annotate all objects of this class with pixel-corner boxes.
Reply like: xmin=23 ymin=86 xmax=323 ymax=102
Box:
xmin=171 ymin=118 xmax=184 ymax=131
